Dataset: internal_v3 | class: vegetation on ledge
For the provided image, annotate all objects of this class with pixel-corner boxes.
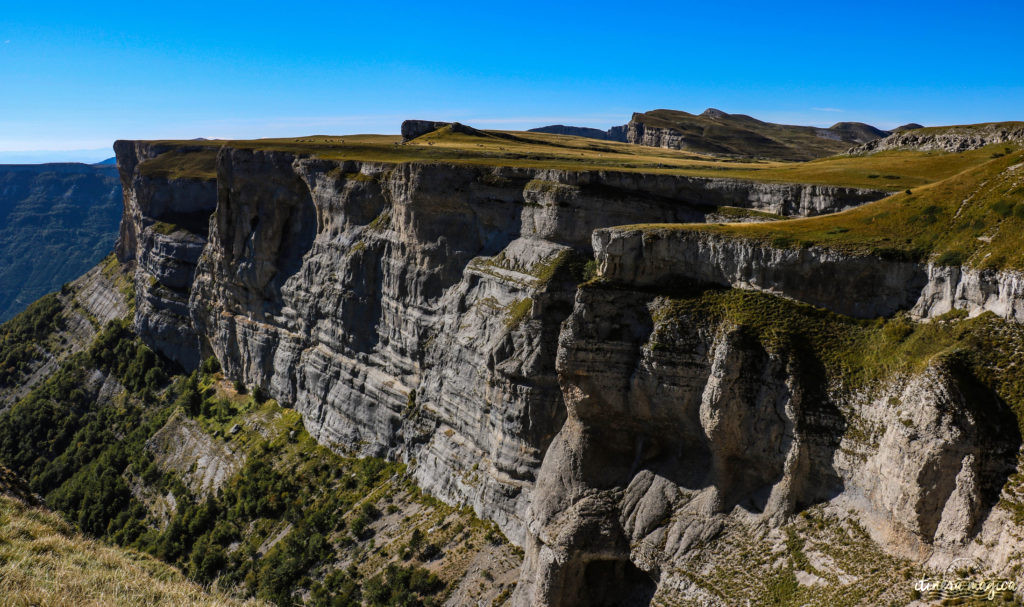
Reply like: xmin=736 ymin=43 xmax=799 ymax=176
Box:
xmin=627 ymin=149 xmax=1024 ymax=270
xmin=641 ymin=285 xmax=1024 ymax=436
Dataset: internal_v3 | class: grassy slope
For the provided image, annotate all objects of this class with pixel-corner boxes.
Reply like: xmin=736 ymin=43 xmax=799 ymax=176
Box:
xmin=138 ymin=149 xmax=219 ymax=181
xmin=0 ymin=466 xmax=261 ymax=607
xmin=131 ymin=128 xmax=1010 ymax=192
xmin=628 ymin=148 xmax=1024 ymax=270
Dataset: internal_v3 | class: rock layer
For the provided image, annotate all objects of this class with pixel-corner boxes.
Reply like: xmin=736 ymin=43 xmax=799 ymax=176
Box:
xmin=595 ymin=227 xmax=1024 ymax=323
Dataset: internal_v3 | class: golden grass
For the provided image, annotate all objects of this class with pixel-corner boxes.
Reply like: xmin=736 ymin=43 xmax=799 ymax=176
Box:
xmin=137 ymin=149 xmax=219 ymax=181
xmin=625 ymin=149 xmax=1024 ymax=270
xmin=0 ymin=495 xmax=264 ymax=607
xmin=131 ymin=127 xmax=1012 ymax=190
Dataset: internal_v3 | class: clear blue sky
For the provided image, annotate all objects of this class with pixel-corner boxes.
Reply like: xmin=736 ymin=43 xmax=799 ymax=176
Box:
xmin=2 ymin=0 xmax=1023 ymax=162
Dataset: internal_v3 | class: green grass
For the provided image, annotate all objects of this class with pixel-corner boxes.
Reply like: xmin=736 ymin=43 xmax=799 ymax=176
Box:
xmin=709 ymin=206 xmax=785 ymax=221
xmin=138 ymin=148 xmax=219 ymax=181
xmin=628 ymin=149 xmax=1024 ymax=270
xmin=151 ymin=220 xmax=185 ymax=235
xmin=504 ymin=298 xmax=533 ymax=329
xmin=130 ymin=128 xmax=1011 ymax=190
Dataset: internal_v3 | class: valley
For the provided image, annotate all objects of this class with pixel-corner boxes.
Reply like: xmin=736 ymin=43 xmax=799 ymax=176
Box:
xmin=2 ymin=118 xmax=1024 ymax=605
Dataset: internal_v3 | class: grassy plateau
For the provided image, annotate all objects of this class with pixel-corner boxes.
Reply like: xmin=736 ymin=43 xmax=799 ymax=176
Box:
xmin=132 ymin=125 xmax=1011 ymax=191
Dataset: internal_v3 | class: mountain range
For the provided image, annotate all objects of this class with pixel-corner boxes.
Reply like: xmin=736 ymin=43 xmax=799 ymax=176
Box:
xmin=0 ymin=161 xmax=122 ymax=321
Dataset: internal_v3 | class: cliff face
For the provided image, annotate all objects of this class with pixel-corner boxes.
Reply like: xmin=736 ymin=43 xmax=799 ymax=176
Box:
xmin=511 ymin=280 xmax=1021 ymax=605
xmin=595 ymin=227 xmax=1024 ymax=323
xmin=507 ymin=225 xmax=1024 ymax=604
xmin=114 ymin=142 xmax=883 ymax=544
xmin=113 ymin=140 xmax=1024 ymax=605
xmin=113 ymin=141 xmax=217 ymax=370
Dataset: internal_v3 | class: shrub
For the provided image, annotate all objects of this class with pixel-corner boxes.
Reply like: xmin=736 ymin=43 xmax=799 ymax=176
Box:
xmin=935 ymin=250 xmax=967 ymax=266
xmin=993 ymin=199 xmax=1016 ymax=217
xmin=200 ymin=356 xmax=220 ymax=374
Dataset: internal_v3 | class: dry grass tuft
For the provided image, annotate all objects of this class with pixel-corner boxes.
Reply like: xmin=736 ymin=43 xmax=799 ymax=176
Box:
xmin=0 ymin=494 xmax=264 ymax=607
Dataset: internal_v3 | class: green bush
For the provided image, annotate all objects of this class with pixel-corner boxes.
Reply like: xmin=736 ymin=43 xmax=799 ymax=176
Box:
xmin=936 ymin=250 xmax=968 ymax=266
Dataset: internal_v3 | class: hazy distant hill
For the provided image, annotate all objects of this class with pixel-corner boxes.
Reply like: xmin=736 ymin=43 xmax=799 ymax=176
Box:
xmin=0 ymin=163 xmax=122 ymax=321
xmin=531 ymin=108 xmax=892 ymax=160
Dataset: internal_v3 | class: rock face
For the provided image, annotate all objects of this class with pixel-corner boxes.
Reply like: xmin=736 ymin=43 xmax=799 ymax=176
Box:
xmin=510 ymin=280 xmax=1020 ymax=605
xmin=113 ymin=141 xmax=217 ymax=370
xmin=850 ymin=122 xmax=1024 ymax=153
xmin=146 ymin=412 xmax=245 ymax=496
xmin=113 ymin=142 xmax=885 ymax=544
xmin=113 ymin=140 xmax=1024 ymax=605
xmin=528 ymin=125 xmax=627 ymax=142
xmin=594 ymin=227 xmax=1024 ymax=323
xmin=401 ymin=120 xmax=452 ymax=141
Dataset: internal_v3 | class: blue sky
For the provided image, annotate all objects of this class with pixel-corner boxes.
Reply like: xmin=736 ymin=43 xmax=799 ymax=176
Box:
xmin=2 ymin=0 xmax=1022 ymax=162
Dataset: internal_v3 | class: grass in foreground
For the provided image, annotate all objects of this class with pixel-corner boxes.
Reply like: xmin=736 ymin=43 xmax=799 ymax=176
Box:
xmin=628 ymin=149 xmax=1024 ymax=270
xmin=0 ymin=493 xmax=263 ymax=607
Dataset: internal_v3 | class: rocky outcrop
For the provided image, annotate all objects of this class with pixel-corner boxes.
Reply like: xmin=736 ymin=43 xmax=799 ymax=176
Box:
xmin=850 ymin=122 xmax=1024 ymax=154
xmin=595 ymin=226 xmax=1024 ymax=323
xmin=147 ymin=412 xmax=245 ymax=496
xmin=510 ymin=279 xmax=1021 ymax=605
xmin=400 ymin=120 xmax=485 ymax=141
xmin=114 ymin=141 xmax=217 ymax=370
xmin=401 ymin=120 xmax=453 ymax=141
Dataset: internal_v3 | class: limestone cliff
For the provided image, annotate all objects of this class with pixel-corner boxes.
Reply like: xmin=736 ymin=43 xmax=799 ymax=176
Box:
xmin=113 ymin=142 xmax=885 ymax=546
xmin=508 ymin=226 xmax=1024 ymax=605
xmin=111 ymin=139 xmax=1024 ymax=605
xmin=595 ymin=227 xmax=1024 ymax=323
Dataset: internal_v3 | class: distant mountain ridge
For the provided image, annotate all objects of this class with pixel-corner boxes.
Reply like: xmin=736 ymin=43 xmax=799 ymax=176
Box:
xmin=0 ymin=162 xmax=122 ymax=321
xmin=531 ymin=108 xmax=895 ymax=160
xmin=849 ymin=121 xmax=1024 ymax=154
